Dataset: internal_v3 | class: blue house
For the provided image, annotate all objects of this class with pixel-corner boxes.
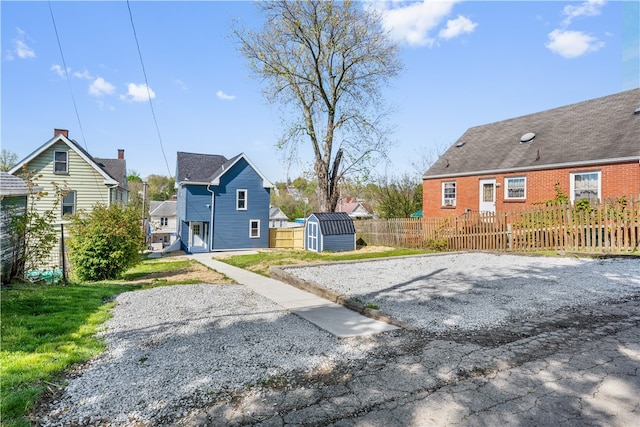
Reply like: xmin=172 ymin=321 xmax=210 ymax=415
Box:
xmin=175 ymin=152 xmax=273 ymax=253
xmin=305 ymin=212 xmax=356 ymax=252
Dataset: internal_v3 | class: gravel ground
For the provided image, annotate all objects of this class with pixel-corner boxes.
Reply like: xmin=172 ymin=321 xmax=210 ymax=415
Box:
xmin=283 ymin=252 xmax=640 ymax=332
xmin=34 ymin=253 xmax=640 ymax=426
xmin=36 ymin=284 xmax=376 ymax=426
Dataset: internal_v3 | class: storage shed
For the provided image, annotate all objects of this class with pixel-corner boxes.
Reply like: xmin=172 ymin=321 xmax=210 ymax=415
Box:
xmin=305 ymin=212 xmax=356 ymax=252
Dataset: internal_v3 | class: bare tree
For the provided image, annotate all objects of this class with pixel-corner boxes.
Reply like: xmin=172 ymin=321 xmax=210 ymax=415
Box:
xmin=234 ymin=0 xmax=401 ymax=212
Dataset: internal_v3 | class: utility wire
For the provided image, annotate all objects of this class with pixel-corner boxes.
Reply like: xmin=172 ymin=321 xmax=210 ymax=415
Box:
xmin=126 ymin=0 xmax=173 ymax=177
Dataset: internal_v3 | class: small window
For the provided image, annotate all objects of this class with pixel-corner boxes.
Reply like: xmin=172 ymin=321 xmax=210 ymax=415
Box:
xmin=505 ymin=177 xmax=526 ymax=199
xmin=54 ymin=151 xmax=68 ymax=174
xmin=160 ymin=217 xmax=168 ymax=226
xmin=62 ymin=190 xmax=76 ymax=216
xmin=571 ymin=171 xmax=600 ymax=204
xmin=237 ymin=189 xmax=247 ymax=210
xmin=442 ymin=181 xmax=456 ymax=207
xmin=249 ymin=219 xmax=260 ymax=238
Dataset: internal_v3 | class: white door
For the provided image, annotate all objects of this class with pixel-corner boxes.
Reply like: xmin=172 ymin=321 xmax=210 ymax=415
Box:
xmin=307 ymin=222 xmax=318 ymax=252
xmin=479 ymin=179 xmax=496 ymax=213
xmin=190 ymin=222 xmax=205 ymax=251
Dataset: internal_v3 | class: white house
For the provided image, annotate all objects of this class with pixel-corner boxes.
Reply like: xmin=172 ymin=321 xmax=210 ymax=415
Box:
xmin=149 ymin=200 xmax=177 ymax=250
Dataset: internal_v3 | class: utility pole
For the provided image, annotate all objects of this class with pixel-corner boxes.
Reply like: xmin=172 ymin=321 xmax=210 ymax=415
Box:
xmin=142 ymin=181 xmax=148 ymax=245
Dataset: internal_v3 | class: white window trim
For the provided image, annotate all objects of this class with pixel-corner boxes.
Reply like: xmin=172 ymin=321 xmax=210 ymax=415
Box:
xmin=504 ymin=176 xmax=527 ymax=200
xmin=61 ymin=190 xmax=76 ymax=216
xmin=249 ymin=219 xmax=260 ymax=238
xmin=54 ymin=150 xmax=69 ymax=174
xmin=236 ymin=189 xmax=247 ymax=211
xmin=570 ymin=171 xmax=601 ymax=203
xmin=442 ymin=181 xmax=456 ymax=207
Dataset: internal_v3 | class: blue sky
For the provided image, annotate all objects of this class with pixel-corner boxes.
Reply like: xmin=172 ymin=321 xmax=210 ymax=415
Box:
xmin=2 ymin=1 xmax=638 ymax=183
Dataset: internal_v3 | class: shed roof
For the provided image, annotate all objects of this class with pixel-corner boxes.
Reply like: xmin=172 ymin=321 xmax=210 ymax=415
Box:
xmin=310 ymin=212 xmax=356 ymax=235
xmin=0 ymin=172 xmax=39 ymax=196
xmin=424 ymin=88 xmax=640 ymax=179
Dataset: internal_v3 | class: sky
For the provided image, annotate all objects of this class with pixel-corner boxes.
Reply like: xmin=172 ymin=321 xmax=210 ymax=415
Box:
xmin=2 ymin=0 xmax=638 ymax=184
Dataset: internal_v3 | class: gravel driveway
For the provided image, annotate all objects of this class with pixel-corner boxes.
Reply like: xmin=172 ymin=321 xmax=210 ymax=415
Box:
xmin=35 ymin=252 xmax=640 ymax=426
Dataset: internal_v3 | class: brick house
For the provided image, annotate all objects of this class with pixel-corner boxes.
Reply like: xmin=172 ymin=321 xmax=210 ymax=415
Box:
xmin=423 ymin=89 xmax=640 ymax=218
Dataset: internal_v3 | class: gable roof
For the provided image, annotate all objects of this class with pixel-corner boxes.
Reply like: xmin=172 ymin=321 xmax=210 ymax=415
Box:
xmin=176 ymin=151 xmax=273 ymax=188
xmin=269 ymin=206 xmax=289 ymax=220
xmin=336 ymin=200 xmax=374 ymax=217
xmin=149 ymin=200 xmax=177 ymax=217
xmin=0 ymin=171 xmax=42 ymax=196
xmin=309 ymin=212 xmax=356 ymax=235
xmin=424 ymin=88 xmax=640 ymax=179
xmin=8 ymin=132 xmax=127 ymax=188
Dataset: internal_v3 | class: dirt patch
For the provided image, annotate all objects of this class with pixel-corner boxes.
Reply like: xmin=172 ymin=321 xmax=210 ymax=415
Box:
xmin=128 ymin=258 xmax=234 ymax=285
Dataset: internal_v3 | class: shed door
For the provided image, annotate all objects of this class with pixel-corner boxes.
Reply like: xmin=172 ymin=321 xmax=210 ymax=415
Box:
xmin=479 ymin=179 xmax=496 ymax=213
xmin=307 ymin=222 xmax=318 ymax=252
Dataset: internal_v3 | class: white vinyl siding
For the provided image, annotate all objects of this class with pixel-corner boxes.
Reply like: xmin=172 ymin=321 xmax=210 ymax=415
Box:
xmin=505 ymin=177 xmax=526 ymax=200
xmin=442 ymin=181 xmax=456 ymax=207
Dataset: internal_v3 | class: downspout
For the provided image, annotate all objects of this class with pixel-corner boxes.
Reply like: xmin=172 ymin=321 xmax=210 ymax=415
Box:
xmin=206 ymin=185 xmax=215 ymax=251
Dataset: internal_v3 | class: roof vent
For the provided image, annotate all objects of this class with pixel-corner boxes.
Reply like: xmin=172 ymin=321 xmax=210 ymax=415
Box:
xmin=520 ymin=132 xmax=536 ymax=143
xmin=456 ymin=142 xmax=465 ymax=147
xmin=634 ymin=106 xmax=640 ymax=115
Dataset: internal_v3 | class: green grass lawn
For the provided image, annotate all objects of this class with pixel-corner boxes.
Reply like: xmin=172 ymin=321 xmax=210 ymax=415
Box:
xmin=220 ymin=247 xmax=433 ymax=276
xmin=0 ymin=257 xmax=203 ymax=427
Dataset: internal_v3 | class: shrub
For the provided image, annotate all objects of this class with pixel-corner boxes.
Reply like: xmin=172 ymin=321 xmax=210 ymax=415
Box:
xmin=67 ymin=204 xmax=145 ymax=281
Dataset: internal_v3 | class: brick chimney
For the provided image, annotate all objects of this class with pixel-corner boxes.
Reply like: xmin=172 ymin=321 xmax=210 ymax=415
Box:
xmin=54 ymin=129 xmax=69 ymax=138
xmin=118 ymin=149 xmax=124 ymax=160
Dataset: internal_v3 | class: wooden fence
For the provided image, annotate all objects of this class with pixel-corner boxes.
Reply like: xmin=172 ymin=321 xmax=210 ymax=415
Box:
xmin=269 ymin=227 xmax=305 ymax=249
xmin=355 ymin=197 xmax=640 ymax=253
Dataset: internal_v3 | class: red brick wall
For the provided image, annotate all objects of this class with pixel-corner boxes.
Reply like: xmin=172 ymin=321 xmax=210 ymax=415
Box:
xmin=423 ymin=162 xmax=640 ymax=218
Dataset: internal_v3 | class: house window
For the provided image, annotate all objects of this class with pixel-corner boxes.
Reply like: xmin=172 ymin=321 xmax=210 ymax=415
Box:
xmin=505 ymin=177 xmax=526 ymax=199
xmin=237 ymin=189 xmax=247 ymax=210
xmin=54 ymin=151 xmax=68 ymax=174
xmin=571 ymin=171 xmax=601 ymax=204
xmin=442 ymin=181 xmax=456 ymax=207
xmin=61 ymin=190 xmax=76 ymax=216
xmin=249 ymin=219 xmax=260 ymax=238
xmin=160 ymin=217 xmax=168 ymax=226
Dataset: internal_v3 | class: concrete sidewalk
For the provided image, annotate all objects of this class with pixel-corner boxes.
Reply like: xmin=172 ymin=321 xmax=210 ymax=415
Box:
xmin=189 ymin=253 xmax=398 ymax=338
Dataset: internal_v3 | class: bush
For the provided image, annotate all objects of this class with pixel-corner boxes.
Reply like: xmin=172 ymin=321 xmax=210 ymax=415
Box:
xmin=67 ymin=204 xmax=145 ymax=281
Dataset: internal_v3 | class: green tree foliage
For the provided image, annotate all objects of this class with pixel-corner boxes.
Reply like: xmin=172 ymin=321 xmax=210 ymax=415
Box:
xmin=67 ymin=204 xmax=145 ymax=281
xmin=127 ymin=170 xmax=143 ymax=183
xmin=6 ymin=167 xmax=67 ymax=281
xmin=1 ymin=149 xmax=19 ymax=172
xmin=374 ymin=174 xmax=423 ymax=219
xmin=146 ymin=174 xmax=176 ymax=201
xmin=270 ymin=178 xmax=319 ymax=220
xmin=234 ymin=0 xmax=401 ymax=212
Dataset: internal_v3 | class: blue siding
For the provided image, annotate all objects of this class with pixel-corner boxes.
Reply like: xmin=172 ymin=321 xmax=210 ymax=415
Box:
xmin=322 ymin=234 xmax=355 ymax=252
xmin=212 ymin=158 xmax=270 ymax=250
xmin=184 ymin=185 xmax=213 ymax=222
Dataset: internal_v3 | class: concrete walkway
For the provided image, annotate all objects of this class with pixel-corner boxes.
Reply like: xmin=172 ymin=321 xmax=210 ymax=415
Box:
xmin=189 ymin=253 xmax=398 ymax=338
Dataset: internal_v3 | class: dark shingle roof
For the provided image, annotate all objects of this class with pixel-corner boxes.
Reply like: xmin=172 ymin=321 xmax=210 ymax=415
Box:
xmin=176 ymin=152 xmax=228 ymax=183
xmin=149 ymin=200 xmax=177 ymax=217
xmin=94 ymin=157 xmax=128 ymax=190
xmin=311 ymin=212 xmax=356 ymax=235
xmin=424 ymin=88 xmax=640 ymax=178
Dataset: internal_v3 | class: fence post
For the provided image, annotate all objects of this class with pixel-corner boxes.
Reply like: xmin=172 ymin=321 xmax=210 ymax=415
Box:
xmin=507 ymin=223 xmax=512 ymax=251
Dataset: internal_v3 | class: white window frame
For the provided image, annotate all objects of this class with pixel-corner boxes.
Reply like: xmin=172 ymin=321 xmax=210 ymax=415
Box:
xmin=570 ymin=171 xmax=601 ymax=204
xmin=54 ymin=150 xmax=68 ymax=174
xmin=160 ymin=217 xmax=168 ymax=226
xmin=61 ymin=190 xmax=76 ymax=216
xmin=442 ymin=181 xmax=456 ymax=207
xmin=249 ymin=219 xmax=260 ymax=238
xmin=236 ymin=189 xmax=247 ymax=211
xmin=504 ymin=176 xmax=526 ymax=200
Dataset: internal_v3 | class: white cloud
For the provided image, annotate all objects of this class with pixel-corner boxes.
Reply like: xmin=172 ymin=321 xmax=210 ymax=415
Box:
xmin=375 ymin=0 xmax=458 ymax=46
xmin=174 ymin=79 xmax=188 ymax=91
xmin=546 ymin=29 xmax=605 ymax=58
xmin=438 ymin=15 xmax=477 ymax=40
xmin=89 ymin=77 xmax=116 ymax=97
xmin=6 ymin=28 xmax=35 ymax=60
xmin=216 ymin=90 xmax=236 ymax=101
xmin=50 ymin=64 xmax=69 ymax=78
xmin=122 ymin=83 xmax=156 ymax=102
xmin=562 ymin=0 xmax=606 ymax=26
xmin=73 ymin=69 xmax=93 ymax=80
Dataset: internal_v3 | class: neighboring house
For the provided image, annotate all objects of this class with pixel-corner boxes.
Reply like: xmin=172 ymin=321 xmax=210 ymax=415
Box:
xmin=175 ymin=151 xmax=273 ymax=252
xmin=149 ymin=200 xmax=177 ymax=249
xmin=269 ymin=206 xmax=290 ymax=228
xmin=8 ymin=129 xmax=129 ymax=222
xmin=305 ymin=212 xmax=356 ymax=252
xmin=336 ymin=198 xmax=374 ymax=219
xmin=0 ymin=172 xmax=42 ymax=282
xmin=423 ymin=89 xmax=640 ymax=218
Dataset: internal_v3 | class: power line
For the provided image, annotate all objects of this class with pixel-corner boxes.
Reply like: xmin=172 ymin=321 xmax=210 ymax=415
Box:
xmin=126 ymin=0 xmax=173 ymax=177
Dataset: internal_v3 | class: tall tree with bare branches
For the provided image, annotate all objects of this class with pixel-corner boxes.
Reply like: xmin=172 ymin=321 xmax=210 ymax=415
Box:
xmin=233 ymin=0 xmax=401 ymax=212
